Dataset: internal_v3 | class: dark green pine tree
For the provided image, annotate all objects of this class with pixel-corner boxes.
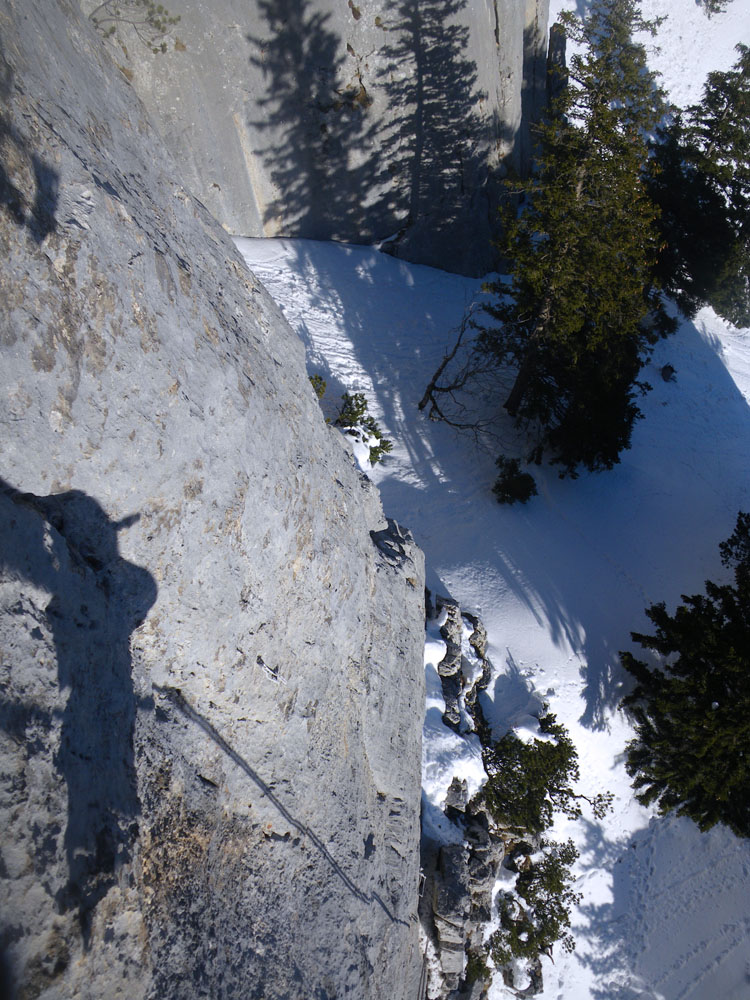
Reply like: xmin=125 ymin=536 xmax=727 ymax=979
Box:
xmin=480 ymin=0 xmax=674 ymax=477
xmin=481 ymin=713 xmax=612 ymax=834
xmin=621 ymin=512 xmax=750 ymax=837
xmin=491 ymin=840 xmax=582 ymax=965
xmin=649 ymin=45 xmax=750 ymax=327
xmin=482 ymin=714 xmax=580 ymax=834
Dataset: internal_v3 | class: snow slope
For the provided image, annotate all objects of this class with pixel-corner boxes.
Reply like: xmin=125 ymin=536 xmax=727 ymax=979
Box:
xmin=233 ymin=4 xmax=750 ymax=997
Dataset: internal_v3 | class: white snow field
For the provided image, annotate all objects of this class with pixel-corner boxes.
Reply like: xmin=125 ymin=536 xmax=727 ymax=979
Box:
xmin=233 ymin=2 xmax=750 ymax=996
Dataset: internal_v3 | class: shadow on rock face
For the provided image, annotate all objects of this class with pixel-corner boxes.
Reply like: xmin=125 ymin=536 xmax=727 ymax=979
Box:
xmin=0 ymin=478 xmax=157 ymax=944
xmin=246 ymin=0 xmax=497 ymax=272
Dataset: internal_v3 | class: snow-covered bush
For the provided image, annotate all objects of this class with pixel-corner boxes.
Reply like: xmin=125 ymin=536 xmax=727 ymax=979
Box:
xmin=307 ymin=378 xmax=393 ymax=466
xmin=490 ymin=840 xmax=581 ymax=965
xmin=335 ymin=391 xmax=393 ymax=466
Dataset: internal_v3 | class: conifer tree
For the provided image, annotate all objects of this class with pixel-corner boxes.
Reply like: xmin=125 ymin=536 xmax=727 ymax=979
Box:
xmin=649 ymin=45 xmax=750 ymax=326
xmin=481 ymin=714 xmax=612 ymax=834
xmin=621 ymin=512 xmax=750 ymax=837
xmin=479 ymin=0 xmax=674 ymax=477
xmin=491 ymin=840 xmax=581 ymax=965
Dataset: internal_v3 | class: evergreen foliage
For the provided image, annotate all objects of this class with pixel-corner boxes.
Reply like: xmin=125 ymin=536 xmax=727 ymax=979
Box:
xmin=482 ymin=714 xmax=612 ymax=834
xmin=492 ymin=456 xmax=538 ymax=505
xmin=648 ymin=45 xmax=750 ymax=326
xmin=308 ymin=373 xmax=327 ymax=400
xmin=335 ymin=391 xmax=393 ymax=465
xmin=490 ymin=840 xmax=581 ymax=965
xmin=622 ymin=512 xmax=750 ymax=837
xmin=479 ymin=0 xmax=674 ymax=477
xmin=480 ymin=714 xmax=611 ymax=970
xmin=308 ymin=379 xmax=393 ymax=464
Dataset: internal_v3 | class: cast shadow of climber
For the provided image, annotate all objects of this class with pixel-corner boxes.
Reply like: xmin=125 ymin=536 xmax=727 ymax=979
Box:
xmin=0 ymin=42 xmax=58 ymax=244
xmin=0 ymin=480 xmax=156 ymax=942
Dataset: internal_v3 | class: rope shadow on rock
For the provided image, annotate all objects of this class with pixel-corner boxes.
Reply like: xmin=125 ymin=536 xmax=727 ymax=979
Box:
xmin=153 ymin=683 xmax=408 ymax=928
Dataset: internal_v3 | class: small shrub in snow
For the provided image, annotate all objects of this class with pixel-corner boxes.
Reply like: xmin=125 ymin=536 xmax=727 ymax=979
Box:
xmin=490 ymin=839 xmax=581 ymax=965
xmin=335 ymin=391 xmax=393 ymax=465
xmin=336 ymin=390 xmax=369 ymax=428
xmin=476 ymin=712 xmax=611 ymax=974
xmin=481 ymin=713 xmax=612 ymax=834
xmin=492 ymin=456 xmax=538 ymax=505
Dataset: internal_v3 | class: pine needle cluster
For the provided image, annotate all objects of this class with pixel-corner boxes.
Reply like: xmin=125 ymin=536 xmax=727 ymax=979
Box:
xmin=649 ymin=45 xmax=750 ymax=327
xmin=622 ymin=512 xmax=750 ymax=837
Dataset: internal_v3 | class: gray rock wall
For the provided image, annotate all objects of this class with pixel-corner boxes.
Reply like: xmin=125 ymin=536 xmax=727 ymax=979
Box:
xmin=0 ymin=2 xmax=425 ymax=997
xmin=80 ymin=0 xmax=549 ymax=275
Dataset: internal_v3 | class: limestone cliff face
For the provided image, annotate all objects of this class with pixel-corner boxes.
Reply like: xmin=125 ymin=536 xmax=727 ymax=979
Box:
xmin=80 ymin=0 xmax=549 ymax=276
xmin=0 ymin=2 xmax=425 ymax=998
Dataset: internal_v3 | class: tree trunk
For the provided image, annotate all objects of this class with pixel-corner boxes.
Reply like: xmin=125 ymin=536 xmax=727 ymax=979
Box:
xmin=503 ymin=352 xmax=536 ymax=417
xmin=503 ymin=295 xmax=553 ymax=416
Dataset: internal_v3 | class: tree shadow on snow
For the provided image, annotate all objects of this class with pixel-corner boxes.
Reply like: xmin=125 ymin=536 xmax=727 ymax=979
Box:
xmin=376 ymin=308 xmax=750 ymax=732
xmin=245 ymin=247 xmax=750 ymax=738
xmin=572 ymin=813 xmax=750 ymax=999
xmin=479 ymin=648 xmax=548 ymax=739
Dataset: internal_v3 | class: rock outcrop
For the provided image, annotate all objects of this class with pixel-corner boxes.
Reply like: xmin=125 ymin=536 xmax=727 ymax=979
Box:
xmin=420 ymin=595 xmax=500 ymax=999
xmin=421 ymin=597 xmax=549 ymax=999
xmin=429 ymin=593 xmax=492 ymax=733
xmin=0 ymin=3 xmax=425 ymax=998
xmin=78 ymin=0 xmax=550 ymax=276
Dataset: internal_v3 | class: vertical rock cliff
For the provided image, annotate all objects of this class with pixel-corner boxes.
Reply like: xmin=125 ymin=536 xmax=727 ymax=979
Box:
xmin=79 ymin=0 xmax=549 ymax=276
xmin=0 ymin=2 xmax=425 ymax=997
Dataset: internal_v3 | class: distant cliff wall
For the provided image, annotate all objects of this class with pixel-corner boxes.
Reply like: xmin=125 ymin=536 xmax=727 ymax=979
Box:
xmin=80 ymin=0 xmax=549 ymax=275
xmin=0 ymin=2 xmax=424 ymax=997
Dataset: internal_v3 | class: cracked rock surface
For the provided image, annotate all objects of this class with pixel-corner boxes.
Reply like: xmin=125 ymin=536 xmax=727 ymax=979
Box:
xmin=0 ymin=3 xmax=424 ymax=997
